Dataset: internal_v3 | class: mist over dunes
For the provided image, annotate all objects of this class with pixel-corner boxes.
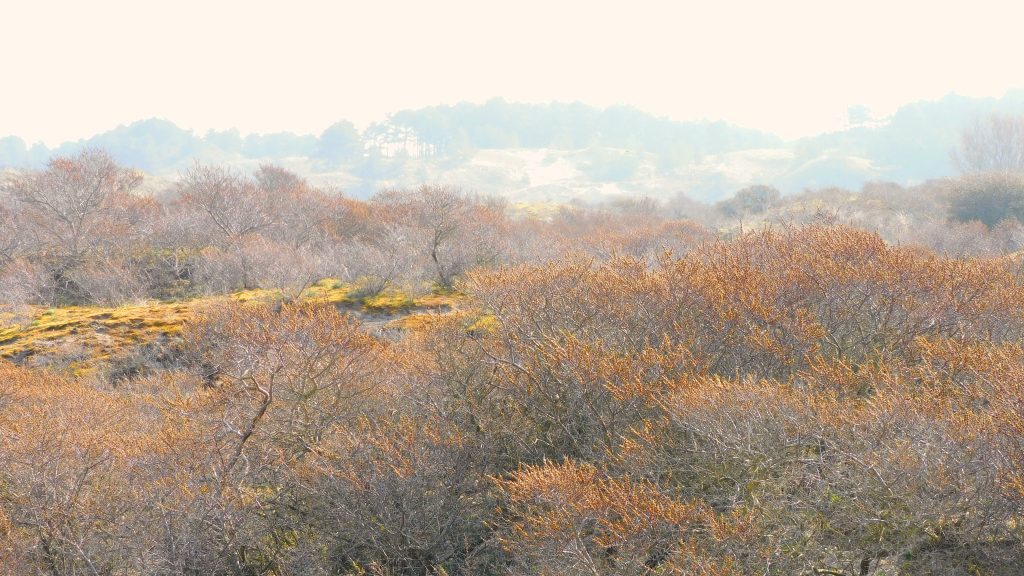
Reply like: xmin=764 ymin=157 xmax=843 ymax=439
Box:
xmin=5 ymin=92 xmax=1024 ymax=202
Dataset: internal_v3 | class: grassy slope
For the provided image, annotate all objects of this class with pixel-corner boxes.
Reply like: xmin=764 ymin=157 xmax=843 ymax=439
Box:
xmin=0 ymin=279 xmax=460 ymax=375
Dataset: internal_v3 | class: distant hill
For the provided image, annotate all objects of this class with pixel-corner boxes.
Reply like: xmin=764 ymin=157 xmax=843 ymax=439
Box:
xmin=791 ymin=91 xmax=1024 ymax=186
xmin=3 ymin=94 xmax=1024 ymax=202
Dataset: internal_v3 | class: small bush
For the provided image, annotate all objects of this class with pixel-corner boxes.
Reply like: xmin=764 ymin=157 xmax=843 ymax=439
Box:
xmin=949 ymin=171 xmax=1024 ymax=227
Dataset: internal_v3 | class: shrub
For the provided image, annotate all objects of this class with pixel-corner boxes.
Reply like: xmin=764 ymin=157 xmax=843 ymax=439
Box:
xmin=949 ymin=171 xmax=1024 ymax=227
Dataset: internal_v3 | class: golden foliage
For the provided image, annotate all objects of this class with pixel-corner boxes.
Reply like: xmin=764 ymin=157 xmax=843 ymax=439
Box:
xmin=4 ymin=223 xmax=1024 ymax=573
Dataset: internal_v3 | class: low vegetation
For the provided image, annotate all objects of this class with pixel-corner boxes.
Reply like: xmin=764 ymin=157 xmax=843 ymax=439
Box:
xmin=0 ymin=278 xmax=458 ymax=376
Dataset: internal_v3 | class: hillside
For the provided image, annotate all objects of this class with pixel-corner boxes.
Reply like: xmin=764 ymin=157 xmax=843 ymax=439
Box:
xmin=0 ymin=280 xmax=459 ymax=377
xmin=5 ymin=93 xmax=1024 ymax=202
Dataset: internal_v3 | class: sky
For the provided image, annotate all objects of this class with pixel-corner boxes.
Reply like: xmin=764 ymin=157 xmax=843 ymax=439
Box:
xmin=1 ymin=0 xmax=1021 ymax=146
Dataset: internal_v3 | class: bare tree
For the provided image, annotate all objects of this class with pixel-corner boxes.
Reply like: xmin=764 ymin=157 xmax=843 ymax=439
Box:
xmin=954 ymin=113 xmax=1024 ymax=173
xmin=0 ymin=204 xmax=23 ymax=267
xmin=0 ymin=259 xmax=50 ymax=322
xmin=1 ymin=149 xmax=141 ymax=271
xmin=336 ymin=225 xmax=422 ymax=297
xmin=374 ymin=185 xmax=508 ymax=289
xmin=177 ymin=164 xmax=275 ymax=241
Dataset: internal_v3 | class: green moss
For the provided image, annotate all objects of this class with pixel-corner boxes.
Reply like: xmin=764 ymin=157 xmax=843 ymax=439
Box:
xmin=362 ymin=289 xmax=415 ymax=313
xmin=0 ymin=278 xmax=467 ymax=373
xmin=302 ymin=278 xmax=357 ymax=305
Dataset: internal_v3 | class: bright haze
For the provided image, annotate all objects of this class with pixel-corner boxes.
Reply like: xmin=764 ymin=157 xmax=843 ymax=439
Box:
xmin=2 ymin=0 xmax=1019 ymax=146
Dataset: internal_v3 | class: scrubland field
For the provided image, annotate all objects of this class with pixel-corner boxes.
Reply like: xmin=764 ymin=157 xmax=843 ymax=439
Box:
xmin=4 ymin=146 xmax=1024 ymax=575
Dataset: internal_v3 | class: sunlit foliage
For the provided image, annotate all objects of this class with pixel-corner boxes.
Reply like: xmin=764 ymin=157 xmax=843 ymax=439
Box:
xmin=3 ymin=151 xmax=1024 ymax=574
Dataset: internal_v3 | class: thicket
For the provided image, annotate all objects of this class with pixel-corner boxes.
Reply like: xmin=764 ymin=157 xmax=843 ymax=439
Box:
xmin=3 ymin=151 xmax=1024 ymax=574
xmin=949 ymin=172 xmax=1024 ymax=228
xmin=0 ymin=150 xmax=716 ymax=310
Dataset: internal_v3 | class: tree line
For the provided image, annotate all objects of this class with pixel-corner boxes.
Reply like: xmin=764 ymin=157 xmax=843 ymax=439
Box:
xmin=5 ymin=144 xmax=1024 ymax=314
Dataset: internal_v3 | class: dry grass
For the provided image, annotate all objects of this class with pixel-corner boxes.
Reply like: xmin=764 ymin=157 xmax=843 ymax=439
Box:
xmin=0 ymin=301 xmax=191 ymax=375
xmin=0 ymin=279 xmax=463 ymax=375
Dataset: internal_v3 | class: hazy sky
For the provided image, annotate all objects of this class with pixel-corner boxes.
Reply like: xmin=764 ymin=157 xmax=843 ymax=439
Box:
xmin=2 ymin=0 xmax=1020 ymax=145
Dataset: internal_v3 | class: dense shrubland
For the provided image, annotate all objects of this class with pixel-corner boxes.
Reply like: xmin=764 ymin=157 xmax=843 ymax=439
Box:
xmin=3 ymin=150 xmax=1024 ymax=574
xmin=4 ymin=148 xmax=1024 ymax=312
xmin=0 ymin=150 xmax=719 ymax=311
